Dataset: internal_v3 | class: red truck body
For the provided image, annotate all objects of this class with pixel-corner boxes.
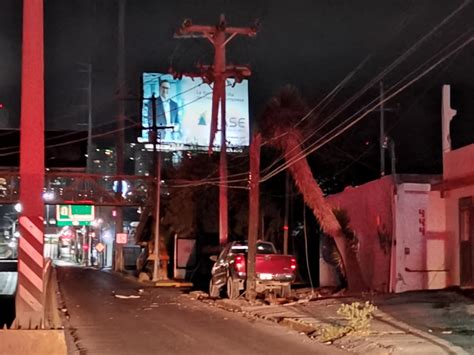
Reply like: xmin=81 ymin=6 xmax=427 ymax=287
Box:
xmin=209 ymin=241 xmax=297 ymax=299
xmin=231 ymin=253 xmax=297 ymax=279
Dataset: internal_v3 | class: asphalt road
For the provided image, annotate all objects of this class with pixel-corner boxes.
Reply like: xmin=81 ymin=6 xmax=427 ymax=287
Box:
xmin=57 ymin=267 xmax=346 ymax=355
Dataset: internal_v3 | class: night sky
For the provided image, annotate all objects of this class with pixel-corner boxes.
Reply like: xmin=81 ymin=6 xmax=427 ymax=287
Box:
xmin=0 ymin=0 xmax=473 ymax=181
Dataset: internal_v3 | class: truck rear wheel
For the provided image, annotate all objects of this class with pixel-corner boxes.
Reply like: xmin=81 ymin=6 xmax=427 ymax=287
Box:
xmin=227 ymin=277 xmax=240 ymax=299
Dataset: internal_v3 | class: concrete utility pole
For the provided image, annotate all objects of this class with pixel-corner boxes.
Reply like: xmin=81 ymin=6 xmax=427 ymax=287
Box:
xmin=246 ymin=133 xmax=261 ymax=302
xmin=76 ymin=62 xmax=93 ymax=168
xmin=150 ymin=94 xmax=160 ymax=282
xmin=378 ymin=82 xmax=398 ymax=178
xmin=379 ymin=82 xmax=386 ymax=177
xmin=152 ymin=142 xmax=162 ymax=282
xmin=441 ymin=84 xmax=457 ymax=154
xmin=148 ymin=95 xmax=173 ymax=282
xmin=86 ymin=63 xmax=93 ymax=172
xmin=283 ymin=172 xmax=290 ymax=255
xmin=175 ymin=15 xmax=257 ymax=246
xmin=114 ymin=0 xmax=126 ymax=272
xmin=16 ymin=0 xmax=45 ymax=327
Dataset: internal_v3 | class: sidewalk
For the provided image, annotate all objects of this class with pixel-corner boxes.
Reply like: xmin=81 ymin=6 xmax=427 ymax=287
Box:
xmin=188 ymin=289 xmax=470 ymax=355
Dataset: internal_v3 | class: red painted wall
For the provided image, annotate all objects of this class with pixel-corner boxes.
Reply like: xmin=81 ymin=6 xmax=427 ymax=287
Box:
xmin=327 ymin=176 xmax=394 ymax=292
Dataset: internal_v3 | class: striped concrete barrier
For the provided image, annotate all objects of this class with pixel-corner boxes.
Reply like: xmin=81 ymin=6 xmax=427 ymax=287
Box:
xmin=3 ymin=260 xmax=67 ymax=354
xmin=17 ymin=215 xmax=44 ymax=326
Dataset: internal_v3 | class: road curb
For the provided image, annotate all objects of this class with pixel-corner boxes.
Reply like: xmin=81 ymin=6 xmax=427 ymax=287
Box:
xmin=55 ymin=267 xmax=87 ymax=354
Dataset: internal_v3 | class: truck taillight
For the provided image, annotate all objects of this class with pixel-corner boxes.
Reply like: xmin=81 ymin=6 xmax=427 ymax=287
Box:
xmin=235 ymin=255 xmax=245 ymax=271
xmin=290 ymin=257 xmax=296 ymax=270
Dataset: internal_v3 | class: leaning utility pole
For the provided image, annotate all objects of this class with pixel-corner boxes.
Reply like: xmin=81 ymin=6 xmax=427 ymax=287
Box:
xmin=114 ymin=0 xmax=126 ymax=272
xmin=16 ymin=0 xmax=45 ymax=327
xmin=174 ymin=15 xmax=257 ymax=246
xmin=246 ymin=133 xmax=261 ymax=302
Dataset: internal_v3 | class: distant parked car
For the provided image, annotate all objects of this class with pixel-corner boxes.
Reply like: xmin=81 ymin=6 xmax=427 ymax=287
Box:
xmin=209 ymin=240 xmax=297 ymax=299
xmin=0 ymin=239 xmax=17 ymax=260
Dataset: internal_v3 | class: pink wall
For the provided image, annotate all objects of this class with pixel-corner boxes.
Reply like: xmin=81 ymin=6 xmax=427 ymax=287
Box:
xmin=327 ymin=176 xmax=394 ymax=292
xmin=444 ymin=143 xmax=474 ymax=180
xmin=442 ymin=144 xmax=474 ymax=286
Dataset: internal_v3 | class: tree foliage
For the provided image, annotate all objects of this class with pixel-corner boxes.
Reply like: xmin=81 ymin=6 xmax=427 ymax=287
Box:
xmin=259 ymin=86 xmax=366 ymax=291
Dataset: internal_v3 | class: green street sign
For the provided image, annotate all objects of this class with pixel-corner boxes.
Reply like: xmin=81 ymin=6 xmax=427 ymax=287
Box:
xmin=56 ymin=205 xmax=95 ymax=226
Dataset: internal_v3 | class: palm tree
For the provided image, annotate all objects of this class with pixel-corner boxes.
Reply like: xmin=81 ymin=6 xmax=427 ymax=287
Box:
xmin=259 ymin=86 xmax=366 ymax=291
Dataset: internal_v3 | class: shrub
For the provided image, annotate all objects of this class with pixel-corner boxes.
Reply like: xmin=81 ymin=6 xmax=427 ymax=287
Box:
xmin=319 ymin=301 xmax=377 ymax=343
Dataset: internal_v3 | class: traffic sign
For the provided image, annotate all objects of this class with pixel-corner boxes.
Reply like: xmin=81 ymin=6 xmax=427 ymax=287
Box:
xmin=95 ymin=242 xmax=105 ymax=253
xmin=116 ymin=233 xmax=128 ymax=244
xmin=56 ymin=205 xmax=95 ymax=226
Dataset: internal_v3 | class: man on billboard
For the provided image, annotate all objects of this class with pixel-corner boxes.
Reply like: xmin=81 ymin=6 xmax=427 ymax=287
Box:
xmin=144 ymin=79 xmax=181 ymax=142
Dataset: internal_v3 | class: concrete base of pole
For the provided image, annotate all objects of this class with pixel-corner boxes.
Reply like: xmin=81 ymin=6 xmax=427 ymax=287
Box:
xmin=114 ymin=244 xmax=124 ymax=272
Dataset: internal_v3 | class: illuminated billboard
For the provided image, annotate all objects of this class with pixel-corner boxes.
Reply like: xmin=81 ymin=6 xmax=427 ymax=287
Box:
xmin=138 ymin=73 xmax=249 ymax=150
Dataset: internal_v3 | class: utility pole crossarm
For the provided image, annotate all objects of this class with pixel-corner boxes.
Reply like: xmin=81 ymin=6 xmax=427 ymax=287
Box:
xmin=169 ymin=68 xmax=208 ymax=81
xmin=175 ymin=24 xmax=216 ymax=36
xmin=175 ymin=19 xmax=257 ymax=41
xmin=224 ymin=66 xmax=252 ymax=81
xmin=173 ymin=33 xmax=212 ymax=40
xmin=224 ymin=26 xmax=257 ymax=36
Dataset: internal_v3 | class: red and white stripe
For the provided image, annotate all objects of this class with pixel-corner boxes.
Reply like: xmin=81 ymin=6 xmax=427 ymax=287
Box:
xmin=17 ymin=216 xmax=44 ymax=313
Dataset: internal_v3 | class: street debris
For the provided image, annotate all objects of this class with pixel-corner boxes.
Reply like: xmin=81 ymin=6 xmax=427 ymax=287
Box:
xmin=189 ymin=290 xmax=209 ymax=300
xmin=112 ymin=289 xmax=143 ymax=299
xmin=282 ymin=298 xmax=311 ymax=307
xmin=114 ymin=294 xmax=141 ymax=299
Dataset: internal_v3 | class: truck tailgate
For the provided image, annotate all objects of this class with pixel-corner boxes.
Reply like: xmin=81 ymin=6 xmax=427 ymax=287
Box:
xmin=255 ymin=254 xmax=294 ymax=274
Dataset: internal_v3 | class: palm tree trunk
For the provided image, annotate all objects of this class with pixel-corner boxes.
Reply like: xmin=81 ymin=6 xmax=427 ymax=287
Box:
xmin=281 ymin=131 xmax=367 ymax=291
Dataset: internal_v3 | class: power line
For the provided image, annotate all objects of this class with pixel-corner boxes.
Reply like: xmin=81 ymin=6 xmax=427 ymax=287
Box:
xmin=149 ymin=32 xmax=474 ymax=189
xmin=0 ymin=81 xmax=233 ymax=155
xmin=261 ymin=34 xmax=473 ymax=183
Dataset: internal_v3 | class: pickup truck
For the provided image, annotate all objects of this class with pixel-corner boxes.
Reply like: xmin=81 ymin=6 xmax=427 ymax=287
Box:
xmin=209 ymin=240 xmax=297 ymax=299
